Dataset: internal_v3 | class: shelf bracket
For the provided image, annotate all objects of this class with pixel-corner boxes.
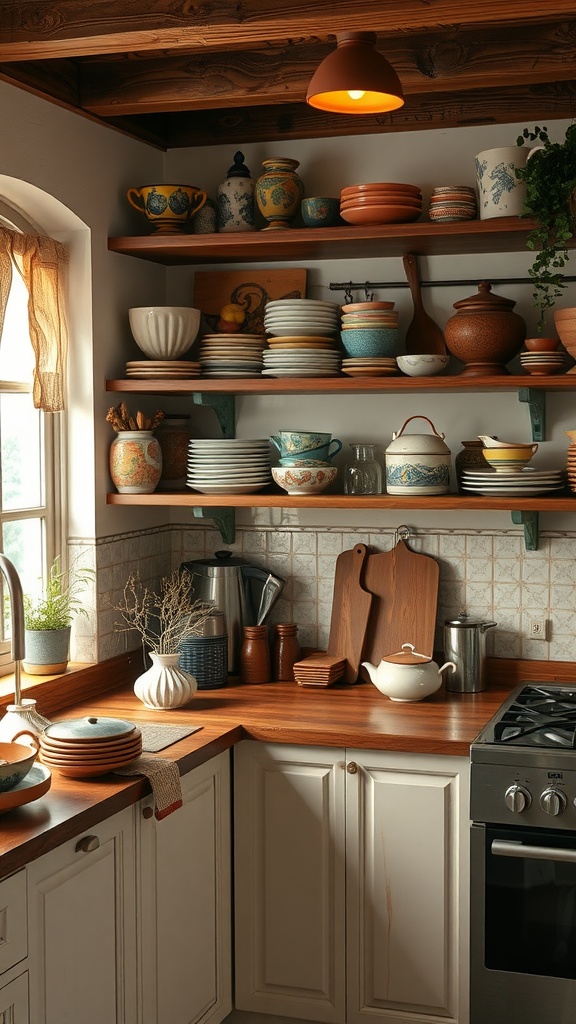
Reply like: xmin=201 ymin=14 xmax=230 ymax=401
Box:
xmin=517 ymin=388 xmax=545 ymax=441
xmin=511 ymin=510 xmax=539 ymax=551
xmin=192 ymin=507 xmax=236 ymax=544
xmin=192 ymin=393 xmax=235 ymax=438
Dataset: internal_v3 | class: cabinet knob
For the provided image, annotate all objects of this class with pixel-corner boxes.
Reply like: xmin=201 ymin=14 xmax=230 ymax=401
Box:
xmin=75 ymin=835 xmax=100 ymax=853
xmin=346 ymin=761 xmax=358 ymax=774
xmin=142 ymin=806 xmax=154 ymax=819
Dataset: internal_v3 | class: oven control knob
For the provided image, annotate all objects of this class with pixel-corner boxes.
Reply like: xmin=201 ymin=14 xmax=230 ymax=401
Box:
xmin=540 ymin=787 xmax=567 ymax=816
xmin=504 ymin=784 xmax=531 ymax=813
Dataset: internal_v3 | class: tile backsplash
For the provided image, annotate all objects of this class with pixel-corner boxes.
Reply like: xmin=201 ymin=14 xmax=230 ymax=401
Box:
xmin=80 ymin=523 xmax=576 ymax=666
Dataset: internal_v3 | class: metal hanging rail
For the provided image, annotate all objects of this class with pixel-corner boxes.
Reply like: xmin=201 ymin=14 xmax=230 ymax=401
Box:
xmin=330 ymin=276 xmax=576 ymax=301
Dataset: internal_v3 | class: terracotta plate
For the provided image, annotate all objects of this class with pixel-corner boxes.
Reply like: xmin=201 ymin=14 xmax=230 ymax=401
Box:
xmin=0 ymin=764 xmax=51 ymax=814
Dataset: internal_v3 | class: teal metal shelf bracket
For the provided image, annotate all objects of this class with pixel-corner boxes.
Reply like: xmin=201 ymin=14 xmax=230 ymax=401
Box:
xmin=511 ymin=510 xmax=539 ymax=551
xmin=193 ymin=507 xmax=236 ymax=544
xmin=192 ymin=393 xmax=235 ymax=438
xmin=518 ymin=388 xmax=545 ymax=441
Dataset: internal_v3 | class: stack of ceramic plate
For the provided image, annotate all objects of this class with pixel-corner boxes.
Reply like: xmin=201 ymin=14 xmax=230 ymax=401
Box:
xmin=264 ymin=299 xmax=341 ymax=338
xmin=567 ymin=443 xmax=576 ymax=493
xmin=187 ymin=438 xmax=272 ymax=494
xmin=428 ymin=186 xmax=477 ymax=222
xmin=341 ymin=357 xmax=398 ymax=377
xmin=39 ymin=716 xmax=142 ymax=778
xmin=262 ymin=348 xmax=341 ymax=378
xmin=339 ymin=183 xmax=422 ymax=225
xmin=198 ymin=334 xmax=266 ymax=378
xmin=519 ymin=350 xmax=568 ymax=375
xmin=125 ymin=360 xmax=201 ymax=379
xmin=460 ymin=467 xmax=567 ymax=496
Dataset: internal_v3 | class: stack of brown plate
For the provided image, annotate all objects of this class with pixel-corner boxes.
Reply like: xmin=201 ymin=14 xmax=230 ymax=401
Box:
xmin=125 ymin=360 xmax=201 ymax=379
xmin=339 ymin=183 xmax=422 ymax=225
xmin=293 ymin=654 xmax=346 ymax=687
xmin=39 ymin=716 xmax=142 ymax=778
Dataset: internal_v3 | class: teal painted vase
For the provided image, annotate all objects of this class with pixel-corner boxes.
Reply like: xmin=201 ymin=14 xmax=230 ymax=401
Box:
xmin=255 ymin=157 xmax=304 ymax=230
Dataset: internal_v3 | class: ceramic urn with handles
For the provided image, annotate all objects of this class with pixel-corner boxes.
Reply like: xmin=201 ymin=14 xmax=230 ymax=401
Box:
xmin=385 ymin=415 xmax=451 ymax=495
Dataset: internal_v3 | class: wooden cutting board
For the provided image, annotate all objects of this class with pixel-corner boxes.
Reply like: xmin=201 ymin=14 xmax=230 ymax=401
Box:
xmin=360 ymin=539 xmax=439 ymax=679
xmin=193 ymin=268 xmax=308 ymax=335
xmin=327 ymin=543 xmax=373 ymax=683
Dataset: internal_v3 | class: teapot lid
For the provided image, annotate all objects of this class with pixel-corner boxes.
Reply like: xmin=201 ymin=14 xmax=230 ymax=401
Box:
xmin=386 ymin=415 xmax=450 ymax=455
xmin=184 ymin=550 xmax=248 ymax=569
xmin=382 ymin=643 xmax=432 ymax=665
xmin=452 ymin=280 xmax=516 ymax=312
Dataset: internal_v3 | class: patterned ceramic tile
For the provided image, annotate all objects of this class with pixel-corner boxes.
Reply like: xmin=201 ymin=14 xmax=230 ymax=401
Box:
xmin=466 ymin=558 xmax=493 ymax=583
xmin=493 ymin=583 xmax=522 ymax=609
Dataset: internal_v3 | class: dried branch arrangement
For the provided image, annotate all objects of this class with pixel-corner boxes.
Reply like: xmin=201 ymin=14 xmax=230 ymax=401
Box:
xmin=113 ymin=569 xmax=213 ymax=655
xmin=106 ymin=401 xmax=164 ymax=432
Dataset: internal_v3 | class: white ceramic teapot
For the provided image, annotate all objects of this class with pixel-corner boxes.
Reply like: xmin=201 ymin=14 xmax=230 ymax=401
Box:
xmin=362 ymin=643 xmax=456 ymax=702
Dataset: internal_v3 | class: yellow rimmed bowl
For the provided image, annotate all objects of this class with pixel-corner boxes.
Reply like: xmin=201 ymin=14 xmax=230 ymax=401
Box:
xmin=481 ymin=443 xmax=538 ymax=473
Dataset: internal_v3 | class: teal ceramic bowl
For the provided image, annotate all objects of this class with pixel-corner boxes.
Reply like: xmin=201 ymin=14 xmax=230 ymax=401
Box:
xmin=301 ymin=197 xmax=341 ymax=228
xmin=340 ymin=328 xmax=399 ymax=357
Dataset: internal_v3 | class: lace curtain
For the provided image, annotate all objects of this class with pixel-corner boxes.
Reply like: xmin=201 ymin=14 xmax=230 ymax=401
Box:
xmin=0 ymin=226 xmax=69 ymax=412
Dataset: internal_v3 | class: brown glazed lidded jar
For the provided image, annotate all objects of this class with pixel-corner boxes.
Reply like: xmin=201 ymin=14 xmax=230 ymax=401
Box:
xmin=240 ymin=625 xmax=271 ymax=684
xmin=454 ymin=439 xmax=487 ymax=492
xmin=444 ymin=280 xmax=526 ymax=376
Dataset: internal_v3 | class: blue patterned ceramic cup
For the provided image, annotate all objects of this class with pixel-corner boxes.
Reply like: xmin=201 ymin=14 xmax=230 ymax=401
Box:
xmin=270 ymin=431 xmax=342 ymax=462
xmin=474 ymin=146 xmax=542 ymax=220
xmin=127 ymin=184 xmax=207 ymax=233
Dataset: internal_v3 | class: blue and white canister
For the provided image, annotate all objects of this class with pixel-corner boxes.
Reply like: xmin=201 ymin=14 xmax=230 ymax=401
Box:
xmin=217 ymin=151 xmax=256 ymax=232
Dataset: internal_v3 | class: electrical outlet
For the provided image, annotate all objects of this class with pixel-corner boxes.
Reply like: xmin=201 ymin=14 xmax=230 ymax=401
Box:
xmin=529 ymin=618 xmax=548 ymax=641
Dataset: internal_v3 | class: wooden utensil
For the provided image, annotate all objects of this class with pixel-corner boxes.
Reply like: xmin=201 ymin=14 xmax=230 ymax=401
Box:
xmin=402 ymin=252 xmax=446 ymax=355
xmin=327 ymin=543 xmax=373 ymax=683
xmin=360 ymin=538 xmax=439 ymax=680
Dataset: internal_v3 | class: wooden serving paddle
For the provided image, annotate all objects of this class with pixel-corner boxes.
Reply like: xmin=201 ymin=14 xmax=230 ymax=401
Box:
xmin=402 ymin=252 xmax=446 ymax=355
xmin=327 ymin=543 xmax=372 ymax=683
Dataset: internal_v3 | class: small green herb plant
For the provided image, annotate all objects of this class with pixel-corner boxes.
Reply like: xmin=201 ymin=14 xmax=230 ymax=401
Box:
xmin=515 ymin=123 xmax=576 ymax=330
xmin=23 ymin=556 xmax=94 ymax=631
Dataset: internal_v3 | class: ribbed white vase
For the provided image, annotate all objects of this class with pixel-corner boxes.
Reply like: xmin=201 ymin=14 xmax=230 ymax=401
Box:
xmin=134 ymin=652 xmax=197 ymax=710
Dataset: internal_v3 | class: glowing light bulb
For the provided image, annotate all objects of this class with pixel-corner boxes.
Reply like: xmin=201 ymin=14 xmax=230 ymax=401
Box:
xmin=347 ymin=90 xmax=366 ymax=100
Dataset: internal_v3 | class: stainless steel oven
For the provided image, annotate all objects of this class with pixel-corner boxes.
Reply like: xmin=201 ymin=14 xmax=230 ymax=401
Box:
xmin=470 ymin=683 xmax=576 ymax=1024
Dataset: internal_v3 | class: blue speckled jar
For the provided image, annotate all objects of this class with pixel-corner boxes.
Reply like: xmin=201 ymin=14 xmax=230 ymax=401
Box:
xmin=217 ymin=151 xmax=256 ymax=232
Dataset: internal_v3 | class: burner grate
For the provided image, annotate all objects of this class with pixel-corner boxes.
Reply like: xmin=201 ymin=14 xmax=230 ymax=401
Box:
xmin=493 ymin=685 xmax=576 ymax=747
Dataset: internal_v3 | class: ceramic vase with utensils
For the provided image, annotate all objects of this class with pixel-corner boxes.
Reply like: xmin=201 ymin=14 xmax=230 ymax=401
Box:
xmin=109 ymin=430 xmax=162 ymax=494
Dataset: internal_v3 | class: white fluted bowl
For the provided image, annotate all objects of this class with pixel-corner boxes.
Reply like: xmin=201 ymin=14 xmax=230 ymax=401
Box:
xmin=128 ymin=306 xmax=201 ymax=360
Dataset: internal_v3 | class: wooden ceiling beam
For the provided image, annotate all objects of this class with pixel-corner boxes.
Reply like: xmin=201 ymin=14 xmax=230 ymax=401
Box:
xmin=79 ymin=22 xmax=576 ymax=116
xmin=0 ymin=0 xmax=575 ymax=60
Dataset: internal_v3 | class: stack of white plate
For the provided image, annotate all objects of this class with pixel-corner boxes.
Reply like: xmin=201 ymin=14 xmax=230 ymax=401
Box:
xmin=460 ymin=467 xmax=566 ymax=496
xmin=264 ymin=298 xmax=341 ymax=338
xmin=125 ymin=360 xmax=201 ymax=379
xmin=187 ymin=438 xmax=272 ymax=494
xmin=519 ymin=351 xmax=568 ymax=376
xmin=198 ymin=334 xmax=266 ymax=378
xmin=262 ymin=348 xmax=341 ymax=377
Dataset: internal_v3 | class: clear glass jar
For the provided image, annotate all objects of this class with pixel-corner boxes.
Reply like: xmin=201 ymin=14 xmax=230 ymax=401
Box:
xmin=344 ymin=443 xmax=382 ymax=495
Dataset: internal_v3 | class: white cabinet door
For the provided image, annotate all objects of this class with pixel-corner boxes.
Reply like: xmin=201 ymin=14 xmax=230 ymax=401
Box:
xmin=234 ymin=741 xmax=347 ymax=1023
xmin=26 ymin=805 xmax=137 ymax=1024
xmin=346 ymin=749 xmax=470 ymax=1024
xmin=0 ymin=971 xmax=29 ymax=1023
xmin=138 ymin=750 xmax=232 ymax=1024
xmin=234 ymin=743 xmax=469 ymax=1024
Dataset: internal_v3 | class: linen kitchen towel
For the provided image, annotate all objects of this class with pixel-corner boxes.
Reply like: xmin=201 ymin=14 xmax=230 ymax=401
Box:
xmin=114 ymin=754 xmax=183 ymax=819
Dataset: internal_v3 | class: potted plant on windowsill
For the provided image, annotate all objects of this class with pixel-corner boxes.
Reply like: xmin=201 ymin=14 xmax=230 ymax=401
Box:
xmin=23 ymin=556 xmax=94 ymax=675
xmin=113 ymin=569 xmax=213 ymax=709
xmin=515 ymin=123 xmax=576 ymax=332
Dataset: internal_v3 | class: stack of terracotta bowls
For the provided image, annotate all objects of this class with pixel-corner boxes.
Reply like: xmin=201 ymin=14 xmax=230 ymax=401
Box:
xmin=39 ymin=716 xmax=142 ymax=778
xmin=565 ymin=430 xmax=576 ymax=492
xmin=428 ymin=186 xmax=477 ymax=222
xmin=520 ymin=336 xmax=567 ymax=375
xmin=339 ymin=183 xmax=422 ymax=225
xmin=340 ymin=300 xmax=400 ymax=375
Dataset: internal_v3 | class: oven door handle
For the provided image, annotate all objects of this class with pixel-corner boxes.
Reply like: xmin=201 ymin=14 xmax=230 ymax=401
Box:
xmin=492 ymin=839 xmax=576 ymax=863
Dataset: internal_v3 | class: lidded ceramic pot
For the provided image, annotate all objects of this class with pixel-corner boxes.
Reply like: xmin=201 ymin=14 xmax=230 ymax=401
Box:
xmin=444 ymin=280 xmax=526 ymax=376
xmin=385 ymin=415 xmax=451 ymax=495
xmin=217 ymin=151 xmax=256 ymax=232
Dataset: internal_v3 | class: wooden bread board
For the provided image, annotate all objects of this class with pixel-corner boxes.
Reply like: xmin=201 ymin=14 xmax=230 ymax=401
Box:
xmin=360 ymin=539 xmax=439 ymax=680
xmin=327 ymin=543 xmax=373 ymax=683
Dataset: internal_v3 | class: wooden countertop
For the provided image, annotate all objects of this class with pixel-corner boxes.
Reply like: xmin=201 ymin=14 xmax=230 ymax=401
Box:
xmin=0 ymin=651 xmax=574 ymax=880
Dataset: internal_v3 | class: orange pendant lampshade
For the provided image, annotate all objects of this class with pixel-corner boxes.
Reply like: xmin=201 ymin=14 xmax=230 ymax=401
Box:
xmin=306 ymin=31 xmax=404 ymax=114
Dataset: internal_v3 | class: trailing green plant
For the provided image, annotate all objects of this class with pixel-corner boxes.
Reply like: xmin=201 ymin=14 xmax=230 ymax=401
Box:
xmin=23 ymin=555 xmax=95 ymax=631
xmin=515 ymin=123 xmax=576 ymax=330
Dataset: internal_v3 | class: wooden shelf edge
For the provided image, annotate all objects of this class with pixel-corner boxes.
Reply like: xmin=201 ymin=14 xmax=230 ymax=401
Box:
xmin=105 ymin=375 xmax=576 ymax=395
xmin=106 ymin=491 xmax=576 ymax=511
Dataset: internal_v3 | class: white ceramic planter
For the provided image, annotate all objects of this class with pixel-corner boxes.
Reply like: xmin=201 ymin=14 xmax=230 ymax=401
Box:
xmin=134 ymin=652 xmax=197 ymax=710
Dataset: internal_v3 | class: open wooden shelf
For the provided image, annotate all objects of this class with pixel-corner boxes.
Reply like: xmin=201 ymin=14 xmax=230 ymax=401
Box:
xmin=108 ymin=217 xmax=560 ymax=265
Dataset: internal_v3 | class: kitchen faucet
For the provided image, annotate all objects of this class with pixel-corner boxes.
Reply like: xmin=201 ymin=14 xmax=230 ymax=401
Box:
xmin=0 ymin=553 xmax=25 ymax=704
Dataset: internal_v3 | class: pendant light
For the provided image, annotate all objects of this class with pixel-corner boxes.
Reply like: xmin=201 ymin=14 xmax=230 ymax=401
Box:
xmin=306 ymin=31 xmax=404 ymax=115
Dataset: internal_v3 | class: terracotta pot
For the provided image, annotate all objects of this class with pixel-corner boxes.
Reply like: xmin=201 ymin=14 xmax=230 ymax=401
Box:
xmin=444 ymin=281 xmax=526 ymax=376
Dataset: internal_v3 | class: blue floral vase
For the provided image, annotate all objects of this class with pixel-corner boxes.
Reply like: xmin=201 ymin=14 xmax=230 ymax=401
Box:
xmin=255 ymin=157 xmax=304 ymax=230
xmin=217 ymin=152 xmax=256 ymax=232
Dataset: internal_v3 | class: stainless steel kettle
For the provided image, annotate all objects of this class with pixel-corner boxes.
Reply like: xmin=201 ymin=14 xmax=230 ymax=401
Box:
xmin=443 ymin=613 xmax=497 ymax=693
xmin=181 ymin=551 xmax=285 ymax=673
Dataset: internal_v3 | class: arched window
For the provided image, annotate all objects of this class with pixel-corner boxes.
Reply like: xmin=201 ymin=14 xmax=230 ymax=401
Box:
xmin=0 ymin=200 xmax=64 ymax=669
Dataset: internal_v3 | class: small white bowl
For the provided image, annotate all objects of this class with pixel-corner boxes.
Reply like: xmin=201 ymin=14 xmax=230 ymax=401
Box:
xmin=396 ymin=354 xmax=449 ymax=377
xmin=128 ymin=306 xmax=201 ymax=360
xmin=272 ymin=465 xmax=337 ymax=495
